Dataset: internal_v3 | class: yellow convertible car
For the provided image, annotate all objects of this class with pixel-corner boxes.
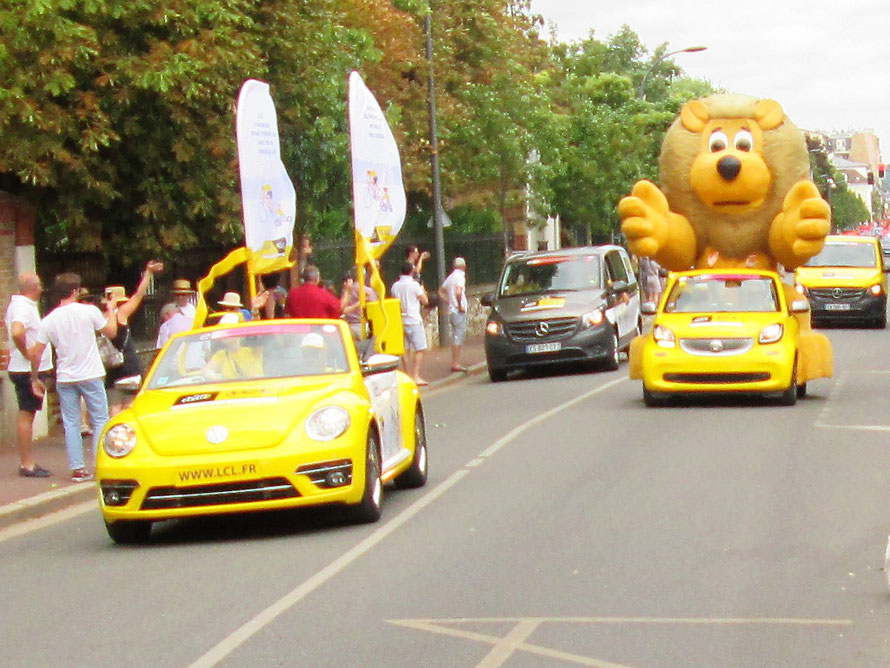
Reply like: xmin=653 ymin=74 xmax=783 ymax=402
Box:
xmin=97 ymin=320 xmax=428 ymax=543
xmin=629 ymin=269 xmax=832 ymax=406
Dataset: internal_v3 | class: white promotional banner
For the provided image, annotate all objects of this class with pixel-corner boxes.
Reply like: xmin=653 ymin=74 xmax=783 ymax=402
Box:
xmin=235 ymin=79 xmax=296 ymax=273
xmin=348 ymin=70 xmax=407 ymax=258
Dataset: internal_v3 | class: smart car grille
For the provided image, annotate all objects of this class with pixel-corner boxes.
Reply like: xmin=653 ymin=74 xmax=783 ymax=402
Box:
xmin=140 ymin=477 xmax=298 ymax=510
xmin=808 ymin=287 xmax=865 ymax=300
xmin=664 ymin=372 xmax=770 ymax=384
xmin=679 ymin=337 xmax=753 ymax=356
xmin=505 ymin=317 xmax=579 ymax=342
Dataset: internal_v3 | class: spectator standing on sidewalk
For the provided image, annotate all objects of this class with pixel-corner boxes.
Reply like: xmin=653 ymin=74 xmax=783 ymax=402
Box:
xmin=5 ymin=272 xmax=53 ymax=477
xmin=392 ymin=261 xmax=429 ymax=386
xmin=170 ymin=278 xmax=197 ymax=323
xmin=438 ymin=257 xmax=469 ymax=373
xmin=104 ymin=260 xmax=164 ymax=415
xmin=406 ymin=245 xmax=430 ymax=284
xmin=31 ymin=273 xmax=118 ymax=482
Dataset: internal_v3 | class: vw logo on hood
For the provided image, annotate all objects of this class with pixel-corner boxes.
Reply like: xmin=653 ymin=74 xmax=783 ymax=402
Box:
xmin=535 ymin=321 xmax=550 ymax=337
xmin=206 ymin=425 xmax=229 ymax=444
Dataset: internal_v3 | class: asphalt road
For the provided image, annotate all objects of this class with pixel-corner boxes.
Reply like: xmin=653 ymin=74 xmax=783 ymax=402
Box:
xmin=4 ymin=324 xmax=890 ymax=667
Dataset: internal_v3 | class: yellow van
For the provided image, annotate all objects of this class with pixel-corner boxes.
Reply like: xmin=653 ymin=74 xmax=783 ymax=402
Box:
xmin=795 ymin=235 xmax=887 ymax=328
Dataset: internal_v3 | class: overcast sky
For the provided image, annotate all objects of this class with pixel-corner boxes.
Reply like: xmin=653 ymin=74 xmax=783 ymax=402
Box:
xmin=530 ymin=0 xmax=890 ymax=156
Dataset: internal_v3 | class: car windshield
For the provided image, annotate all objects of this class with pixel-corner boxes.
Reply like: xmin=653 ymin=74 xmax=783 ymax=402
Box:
xmin=147 ymin=323 xmax=350 ymax=389
xmin=663 ymin=275 xmax=780 ymax=313
xmin=805 ymin=242 xmax=877 ymax=268
xmin=499 ymin=255 xmax=601 ymax=296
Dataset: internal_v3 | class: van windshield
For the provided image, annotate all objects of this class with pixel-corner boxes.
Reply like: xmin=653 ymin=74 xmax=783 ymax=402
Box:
xmin=805 ymin=242 xmax=877 ymax=268
xmin=499 ymin=255 xmax=601 ymax=297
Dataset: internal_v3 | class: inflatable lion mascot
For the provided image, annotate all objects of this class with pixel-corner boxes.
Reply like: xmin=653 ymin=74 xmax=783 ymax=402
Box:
xmin=619 ymin=94 xmax=830 ymax=271
xmin=622 ymin=93 xmax=832 ymax=384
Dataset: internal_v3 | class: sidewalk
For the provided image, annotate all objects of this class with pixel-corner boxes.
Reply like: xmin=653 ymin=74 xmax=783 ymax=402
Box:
xmin=0 ymin=334 xmax=486 ymax=529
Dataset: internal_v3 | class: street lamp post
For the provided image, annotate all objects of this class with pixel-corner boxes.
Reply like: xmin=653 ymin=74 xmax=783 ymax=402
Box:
xmin=424 ymin=8 xmax=449 ymax=346
xmin=637 ymin=45 xmax=708 ymax=101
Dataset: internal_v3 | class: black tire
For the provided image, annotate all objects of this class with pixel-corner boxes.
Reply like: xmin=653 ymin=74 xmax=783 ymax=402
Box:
xmin=602 ymin=330 xmax=620 ymax=371
xmin=796 ymin=382 xmax=807 ymax=398
xmin=104 ymin=519 xmax=152 ymax=545
xmin=394 ymin=406 xmax=429 ymax=489
xmin=487 ymin=363 xmax=507 ymax=383
xmin=778 ymin=362 xmax=798 ymax=406
xmin=348 ymin=429 xmax=383 ymax=523
xmin=643 ymin=385 xmax=666 ymax=407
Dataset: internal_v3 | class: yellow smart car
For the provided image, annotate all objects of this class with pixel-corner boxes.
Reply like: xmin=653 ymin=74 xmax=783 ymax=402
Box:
xmin=97 ymin=319 xmax=428 ymax=543
xmin=794 ymin=234 xmax=887 ymax=328
xmin=629 ymin=269 xmax=832 ymax=406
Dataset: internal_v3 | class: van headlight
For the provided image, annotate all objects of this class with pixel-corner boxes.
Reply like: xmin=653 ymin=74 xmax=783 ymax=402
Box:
xmin=305 ymin=406 xmax=351 ymax=441
xmin=485 ymin=320 xmax=503 ymax=336
xmin=870 ymin=283 xmax=883 ymax=296
xmin=794 ymin=283 xmax=807 ymax=295
xmin=653 ymin=325 xmax=675 ymax=348
xmin=104 ymin=424 xmax=137 ymax=458
xmin=582 ymin=309 xmax=604 ymax=327
xmin=758 ymin=323 xmax=784 ymax=344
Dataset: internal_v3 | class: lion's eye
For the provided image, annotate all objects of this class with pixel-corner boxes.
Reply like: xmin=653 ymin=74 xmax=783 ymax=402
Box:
xmin=708 ymin=131 xmax=728 ymax=153
xmin=734 ymin=130 xmax=754 ymax=152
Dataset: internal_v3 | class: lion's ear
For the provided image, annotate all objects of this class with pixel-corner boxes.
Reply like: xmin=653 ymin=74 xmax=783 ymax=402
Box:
xmin=754 ymin=99 xmax=784 ymax=130
xmin=680 ymin=100 xmax=709 ymax=133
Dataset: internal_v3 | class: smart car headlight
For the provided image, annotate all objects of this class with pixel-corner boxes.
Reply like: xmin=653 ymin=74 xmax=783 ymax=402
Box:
xmin=104 ymin=424 xmax=137 ymax=458
xmin=653 ymin=324 xmax=675 ymax=348
xmin=305 ymin=406 xmax=351 ymax=442
xmin=758 ymin=323 xmax=784 ymax=344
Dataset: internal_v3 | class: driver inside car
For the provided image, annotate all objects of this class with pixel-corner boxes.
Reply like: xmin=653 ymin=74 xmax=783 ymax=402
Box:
xmin=202 ymin=335 xmax=264 ymax=381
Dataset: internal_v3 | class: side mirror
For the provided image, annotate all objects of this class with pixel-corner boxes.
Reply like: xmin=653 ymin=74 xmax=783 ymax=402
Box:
xmin=790 ymin=299 xmax=810 ymax=314
xmin=480 ymin=292 xmax=494 ymax=307
xmin=114 ymin=375 xmax=142 ymax=394
xmin=640 ymin=301 xmax=658 ymax=316
xmin=361 ymin=353 xmax=400 ymax=376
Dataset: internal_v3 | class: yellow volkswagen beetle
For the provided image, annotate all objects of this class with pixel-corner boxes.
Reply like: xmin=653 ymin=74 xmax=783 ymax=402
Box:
xmin=629 ymin=269 xmax=832 ymax=406
xmin=794 ymin=234 xmax=887 ymax=328
xmin=97 ymin=319 xmax=428 ymax=543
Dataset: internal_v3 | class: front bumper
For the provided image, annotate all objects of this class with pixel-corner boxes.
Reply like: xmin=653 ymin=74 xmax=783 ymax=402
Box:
xmin=485 ymin=322 xmax=613 ymax=371
xmin=641 ymin=338 xmax=796 ymax=394
xmin=98 ymin=439 xmax=367 ymax=522
xmin=807 ymin=289 xmax=886 ymax=322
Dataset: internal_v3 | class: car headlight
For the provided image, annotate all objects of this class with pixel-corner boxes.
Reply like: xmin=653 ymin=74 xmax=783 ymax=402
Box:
xmin=758 ymin=323 xmax=784 ymax=344
xmin=305 ymin=406 xmax=351 ymax=442
xmin=870 ymin=283 xmax=883 ymax=296
xmin=104 ymin=424 xmax=137 ymax=458
xmin=794 ymin=283 xmax=807 ymax=295
xmin=485 ymin=320 xmax=503 ymax=336
xmin=582 ymin=309 xmax=604 ymax=327
xmin=653 ymin=324 xmax=675 ymax=348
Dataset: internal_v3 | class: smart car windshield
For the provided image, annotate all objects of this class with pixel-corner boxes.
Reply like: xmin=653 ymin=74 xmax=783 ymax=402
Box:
xmin=805 ymin=241 xmax=877 ymax=268
xmin=664 ymin=275 xmax=780 ymax=313
xmin=499 ymin=255 xmax=601 ymax=297
xmin=147 ymin=323 xmax=350 ymax=389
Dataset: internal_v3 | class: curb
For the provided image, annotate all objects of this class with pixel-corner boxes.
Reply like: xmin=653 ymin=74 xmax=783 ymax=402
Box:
xmin=423 ymin=361 xmax=487 ymax=392
xmin=0 ymin=482 xmax=96 ymax=531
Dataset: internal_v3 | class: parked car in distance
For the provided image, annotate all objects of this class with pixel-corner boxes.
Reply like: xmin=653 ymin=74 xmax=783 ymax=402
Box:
xmin=629 ymin=269 xmax=832 ymax=406
xmin=794 ymin=235 xmax=887 ymax=328
xmin=482 ymin=245 xmax=641 ymax=381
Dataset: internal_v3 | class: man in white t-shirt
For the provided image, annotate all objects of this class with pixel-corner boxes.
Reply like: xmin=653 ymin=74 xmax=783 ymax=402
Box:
xmin=31 ymin=273 xmax=118 ymax=482
xmin=391 ymin=261 xmax=429 ymax=385
xmin=5 ymin=272 xmax=54 ymax=477
xmin=438 ymin=257 xmax=468 ymax=373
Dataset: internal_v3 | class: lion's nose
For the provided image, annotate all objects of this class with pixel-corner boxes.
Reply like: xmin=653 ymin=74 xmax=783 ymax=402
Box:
xmin=717 ymin=156 xmax=742 ymax=181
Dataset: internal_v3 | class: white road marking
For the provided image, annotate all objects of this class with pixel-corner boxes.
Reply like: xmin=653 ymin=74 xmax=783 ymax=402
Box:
xmin=0 ymin=501 xmax=95 ymax=545
xmin=189 ymin=378 xmax=626 ymax=667
xmin=816 ymin=370 xmax=890 ymax=432
xmin=389 ymin=616 xmax=852 ymax=668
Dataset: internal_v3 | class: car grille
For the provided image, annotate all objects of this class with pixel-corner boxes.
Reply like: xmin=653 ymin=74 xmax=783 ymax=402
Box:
xmin=664 ymin=372 xmax=770 ymax=384
xmin=505 ymin=317 xmax=579 ymax=342
xmin=141 ymin=477 xmax=298 ymax=510
xmin=808 ymin=287 xmax=865 ymax=300
xmin=679 ymin=337 xmax=753 ymax=356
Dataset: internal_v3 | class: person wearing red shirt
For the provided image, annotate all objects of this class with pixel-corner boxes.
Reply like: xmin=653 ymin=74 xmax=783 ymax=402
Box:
xmin=286 ymin=266 xmax=346 ymax=318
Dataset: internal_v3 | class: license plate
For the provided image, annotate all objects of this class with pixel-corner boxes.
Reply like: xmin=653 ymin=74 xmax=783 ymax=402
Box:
xmin=176 ymin=462 xmax=260 ymax=483
xmin=825 ymin=303 xmax=851 ymax=311
xmin=526 ymin=342 xmax=561 ymax=354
